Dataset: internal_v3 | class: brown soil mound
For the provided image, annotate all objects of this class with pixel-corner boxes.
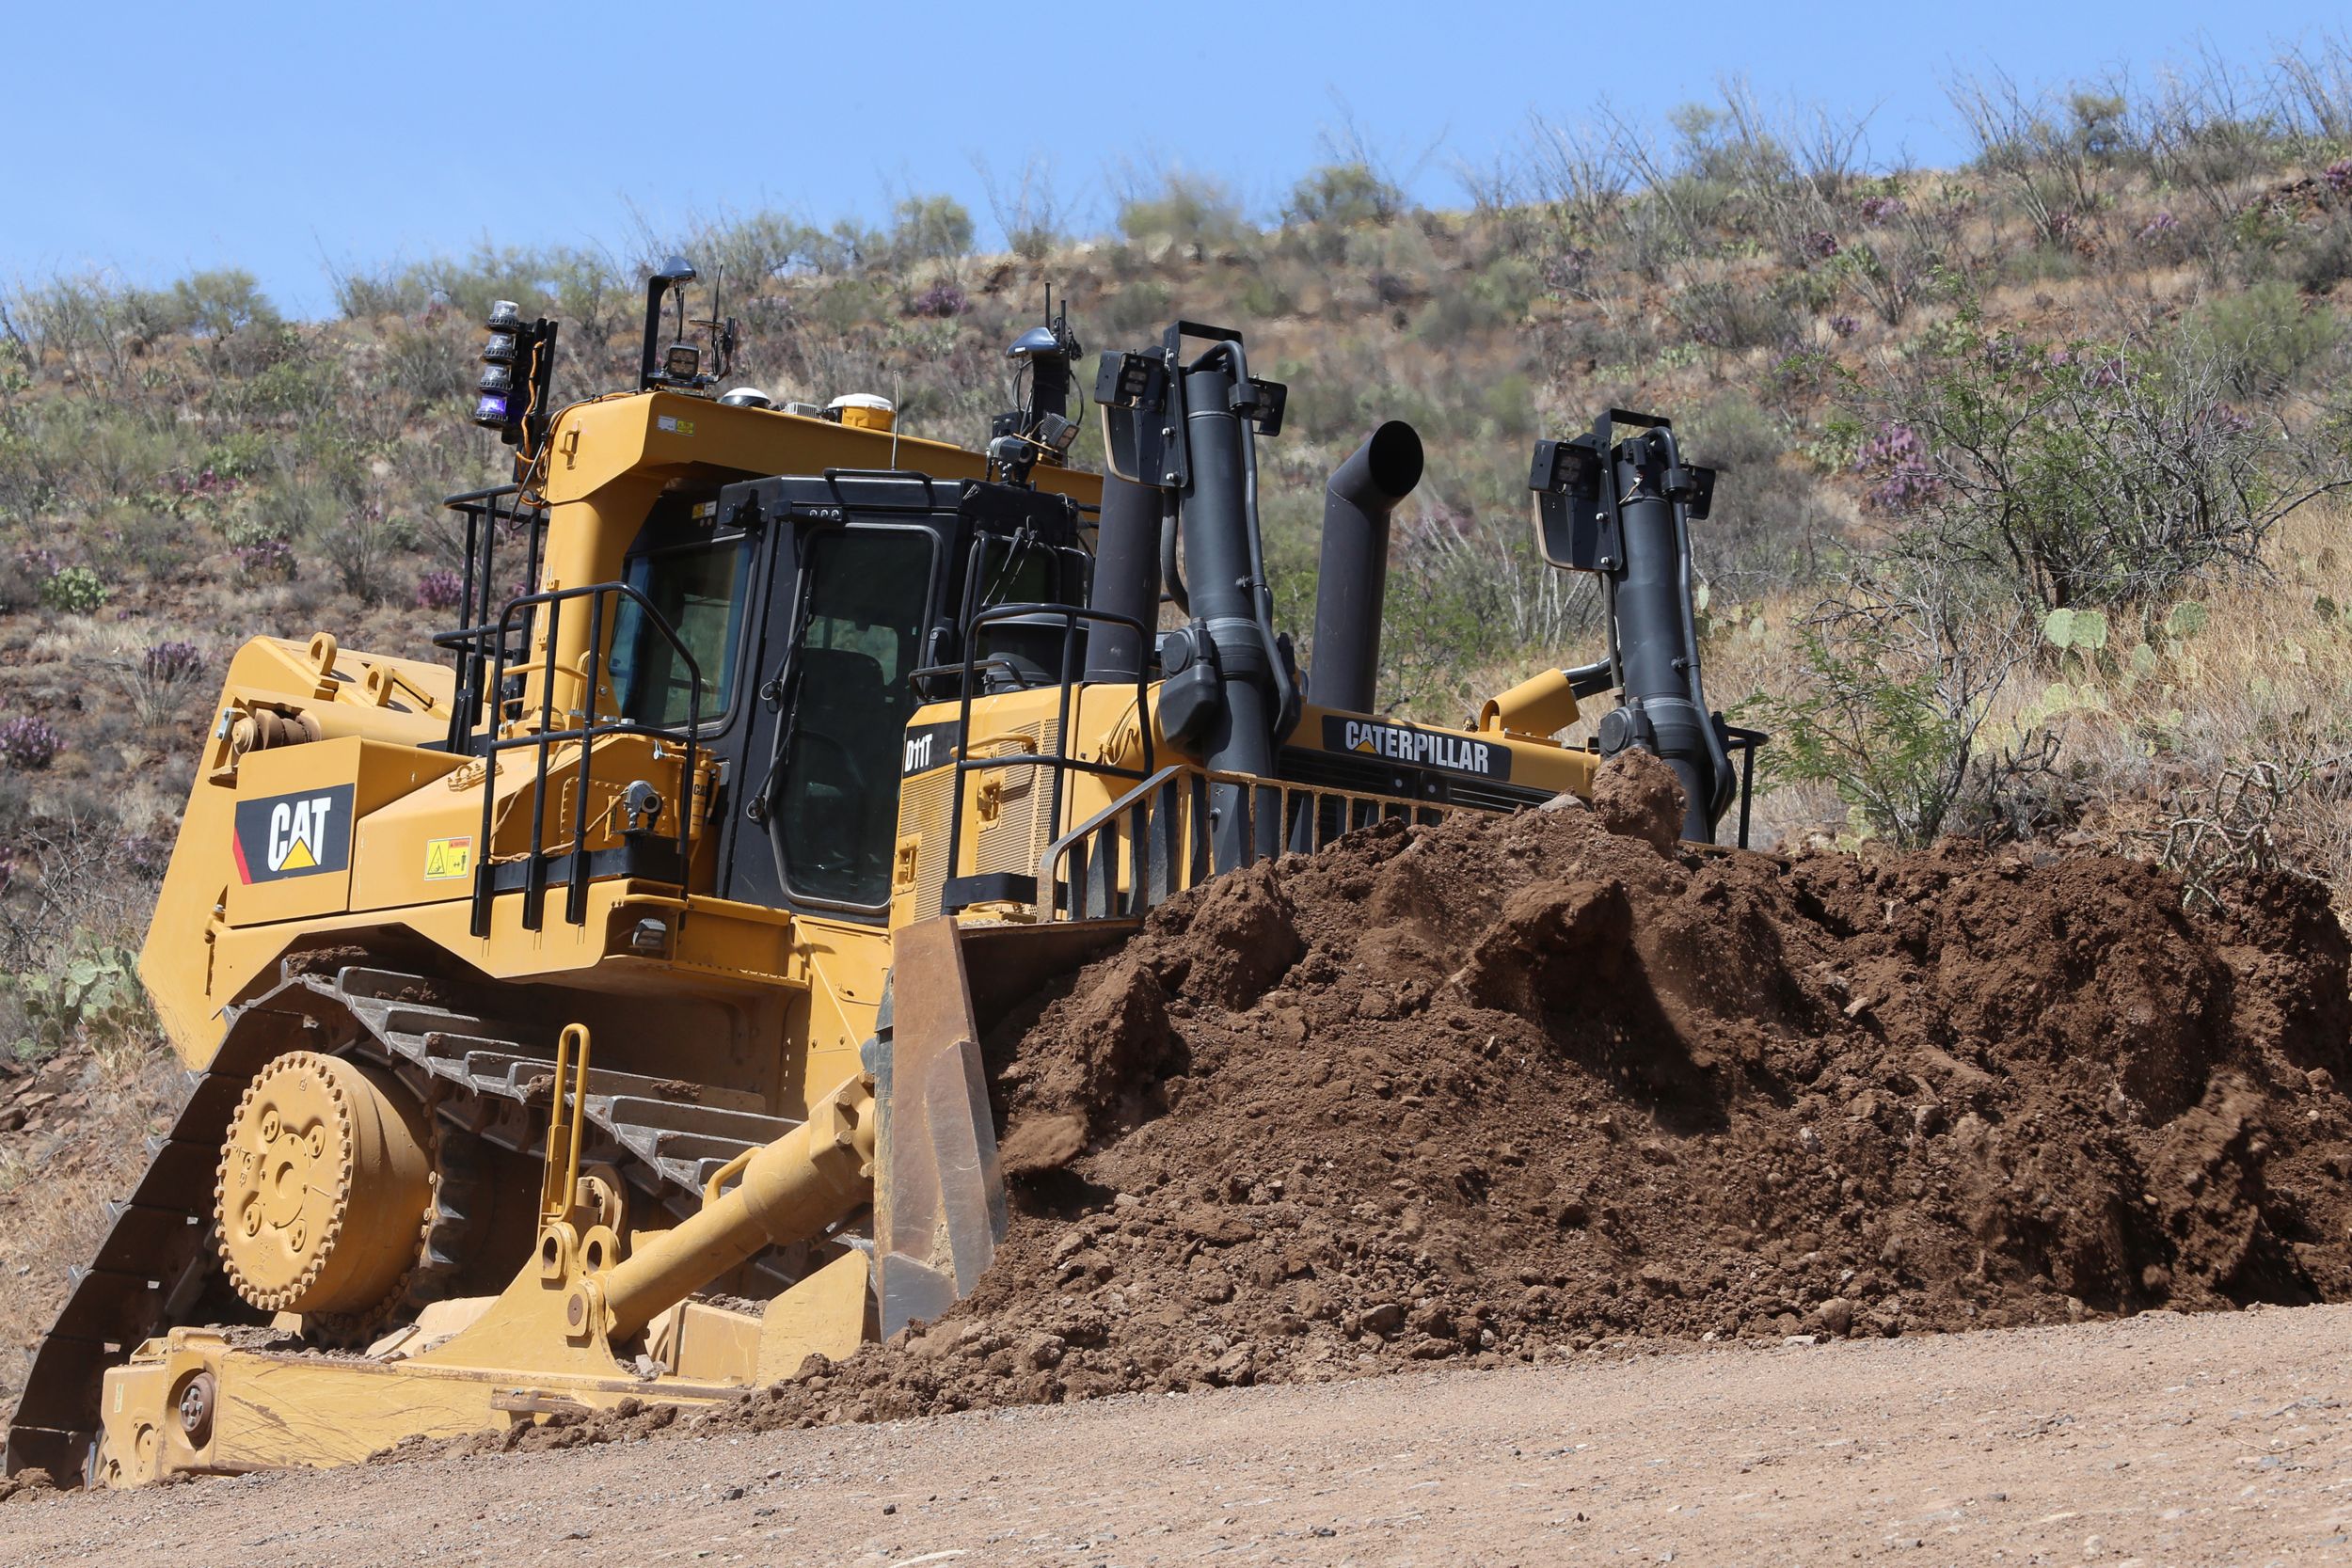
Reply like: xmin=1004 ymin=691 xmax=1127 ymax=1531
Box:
xmin=416 ymin=772 xmax=2352 ymax=1453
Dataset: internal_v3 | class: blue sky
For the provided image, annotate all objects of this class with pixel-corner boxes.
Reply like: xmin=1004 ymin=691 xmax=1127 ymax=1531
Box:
xmin=3 ymin=0 xmax=2345 ymax=316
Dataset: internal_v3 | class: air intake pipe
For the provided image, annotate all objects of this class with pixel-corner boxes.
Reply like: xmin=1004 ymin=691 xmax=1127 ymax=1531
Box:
xmin=1082 ymin=474 xmax=1163 ymax=685
xmin=1309 ymin=421 xmax=1423 ymax=715
xmin=1093 ymin=324 xmax=1292 ymax=870
xmin=1530 ymin=413 xmax=1737 ymax=842
xmin=1605 ymin=428 xmax=1733 ymax=840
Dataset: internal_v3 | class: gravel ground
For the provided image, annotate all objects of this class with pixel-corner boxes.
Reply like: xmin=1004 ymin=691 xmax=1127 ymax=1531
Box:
xmin=6 ymin=1304 xmax=2349 ymax=1565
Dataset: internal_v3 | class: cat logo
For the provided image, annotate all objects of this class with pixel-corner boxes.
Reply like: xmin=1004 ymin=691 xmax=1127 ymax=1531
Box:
xmin=231 ymin=784 xmax=356 ymax=884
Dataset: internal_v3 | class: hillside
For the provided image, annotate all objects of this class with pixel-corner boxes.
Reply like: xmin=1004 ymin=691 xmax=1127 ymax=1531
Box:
xmin=4 ymin=58 xmax=2352 ymax=1426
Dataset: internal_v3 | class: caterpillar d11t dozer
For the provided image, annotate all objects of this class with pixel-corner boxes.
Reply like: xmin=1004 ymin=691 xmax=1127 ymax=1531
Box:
xmin=5 ymin=264 xmax=1757 ymax=1487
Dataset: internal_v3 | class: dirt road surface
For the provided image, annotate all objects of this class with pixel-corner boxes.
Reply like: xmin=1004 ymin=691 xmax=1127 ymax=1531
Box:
xmin=7 ymin=1305 xmax=2349 ymax=1566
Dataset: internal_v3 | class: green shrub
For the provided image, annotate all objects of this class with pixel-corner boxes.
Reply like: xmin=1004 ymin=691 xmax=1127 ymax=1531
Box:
xmin=2186 ymin=281 xmax=2342 ymax=395
xmin=1681 ymin=395 xmax=1842 ymax=588
xmin=1098 ymin=280 xmax=1173 ymax=338
xmin=39 ymin=564 xmax=108 ymax=613
xmin=1744 ymin=570 xmax=2043 ymax=846
xmin=1868 ymin=310 xmax=2340 ymax=611
xmin=887 ymin=195 xmax=975 ymax=265
xmin=170 ymin=269 xmax=278 ymax=339
xmin=1118 ymin=171 xmax=1250 ymax=250
xmin=1282 ymin=163 xmax=1406 ymax=230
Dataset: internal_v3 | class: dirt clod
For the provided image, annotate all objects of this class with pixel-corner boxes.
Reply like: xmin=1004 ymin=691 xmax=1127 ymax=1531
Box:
xmin=1591 ymin=750 xmax=1687 ymax=854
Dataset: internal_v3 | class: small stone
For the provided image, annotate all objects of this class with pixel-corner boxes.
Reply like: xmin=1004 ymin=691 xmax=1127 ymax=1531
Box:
xmin=882 ymin=1503 xmax=898 ymax=1515
xmin=2310 ymin=1068 xmax=2336 ymax=1095
xmin=1797 ymin=1126 xmax=1821 ymax=1154
xmin=1783 ymin=1334 xmax=1820 ymax=1348
xmin=1210 ymin=1344 xmax=1257 ymax=1386
xmin=1361 ymin=1302 xmax=1406 ymax=1335
xmin=1814 ymin=1297 xmax=1853 ymax=1337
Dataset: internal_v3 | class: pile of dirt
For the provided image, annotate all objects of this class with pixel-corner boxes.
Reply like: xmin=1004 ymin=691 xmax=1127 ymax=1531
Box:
xmin=427 ymin=757 xmax=2352 ymax=1452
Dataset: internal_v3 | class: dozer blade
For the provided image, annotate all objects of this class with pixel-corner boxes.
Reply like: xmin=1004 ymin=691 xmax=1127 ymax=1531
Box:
xmin=869 ymin=916 xmax=1134 ymax=1338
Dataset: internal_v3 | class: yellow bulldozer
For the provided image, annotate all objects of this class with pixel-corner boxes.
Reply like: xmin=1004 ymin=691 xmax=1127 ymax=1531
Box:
xmin=4 ymin=261 xmax=1757 ymax=1486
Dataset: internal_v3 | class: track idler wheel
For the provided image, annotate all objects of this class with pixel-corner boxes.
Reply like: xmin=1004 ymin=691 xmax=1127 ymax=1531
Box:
xmin=215 ymin=1051 xmax=435 ymax=1333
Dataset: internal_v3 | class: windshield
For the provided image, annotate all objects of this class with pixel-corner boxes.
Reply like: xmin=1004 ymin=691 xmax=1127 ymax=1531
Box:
xmin=774 ymin=527 xmax=935 ymax=909
xmin=609 ymin=536 xmax=752 ymax=727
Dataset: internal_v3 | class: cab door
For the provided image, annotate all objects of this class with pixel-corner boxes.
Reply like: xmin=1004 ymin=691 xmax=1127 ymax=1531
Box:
xmin=723 ymin=519 xmax=941 ymax=918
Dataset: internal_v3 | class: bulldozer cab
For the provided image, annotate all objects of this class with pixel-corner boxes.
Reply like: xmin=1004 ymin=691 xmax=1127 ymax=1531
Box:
xmin=647 ymin=471 xmax=1092 ymax=922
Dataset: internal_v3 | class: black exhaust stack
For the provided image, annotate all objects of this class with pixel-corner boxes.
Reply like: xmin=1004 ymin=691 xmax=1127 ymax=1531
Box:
xmin=1531 ymin=411 xmax=1740 ymax=842
xmin=1310 ymin=421 xmax=1423 ymax=715
xmin=1096 ymin=323 xmax=1293 ymax=869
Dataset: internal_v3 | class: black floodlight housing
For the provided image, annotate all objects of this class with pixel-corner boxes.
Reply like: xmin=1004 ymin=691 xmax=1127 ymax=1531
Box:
xmin=470 ymin=298 xmax=558 ymax=450
xmin=1528 ymin=431 xmax=1607 ymax=571
xmin=663 ymin=343 xmax=701 ymax=382
xmin=1099 ymin=348 xmax=1164 ymax=408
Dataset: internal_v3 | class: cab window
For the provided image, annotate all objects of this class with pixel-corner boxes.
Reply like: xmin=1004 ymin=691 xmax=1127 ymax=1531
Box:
xmin=774 ymin=528 xmax=935 ymax=909
xmin=610 ymin=536 xmax=752 ymax=727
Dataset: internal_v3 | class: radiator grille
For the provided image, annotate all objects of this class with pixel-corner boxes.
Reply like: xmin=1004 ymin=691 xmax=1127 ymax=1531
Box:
xmin=897 ymin=719 xmax=1061 ymax=919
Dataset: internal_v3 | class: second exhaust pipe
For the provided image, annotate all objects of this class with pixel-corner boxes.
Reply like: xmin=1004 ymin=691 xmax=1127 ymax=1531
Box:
xmin=1310 ymin=421 xmax=1423 ymax=716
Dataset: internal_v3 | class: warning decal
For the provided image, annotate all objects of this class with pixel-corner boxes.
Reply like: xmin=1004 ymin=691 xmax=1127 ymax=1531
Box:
xmin=230 ymin=784 xmax=356 ymax=884
xmin=422 ymin=835 xmax=474 ymax=881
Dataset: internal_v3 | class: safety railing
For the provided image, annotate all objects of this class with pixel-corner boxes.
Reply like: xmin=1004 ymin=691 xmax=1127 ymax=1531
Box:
xmin=1718 ymin=721 xmax=1770 ymax=851
xmin=936 ymin=602 xmax=1154 ymax=912
xmin=435 ymin=483 xmax=549 ymax=756
xmin=467 ymin=581 xmax=703 ymax=937
xmin=1037 ymin=762 xmax=1464 ymax=922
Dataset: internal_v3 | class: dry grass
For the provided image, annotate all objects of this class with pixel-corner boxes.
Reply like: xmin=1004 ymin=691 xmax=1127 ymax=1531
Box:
xmin=0 ymin=1039 xmax=182 ymax=1416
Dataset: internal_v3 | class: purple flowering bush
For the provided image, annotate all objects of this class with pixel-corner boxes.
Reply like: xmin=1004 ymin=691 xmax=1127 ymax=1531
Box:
xmin=1853 ymin=423 xmax=1940 ymax=513
xmin=144 ymin=641 xmax=206 ymax=684
xmin=0 ymin=716 xmax=63 ymax=772
xmin=908 ymin=281 xmax=969 ymax=319
xmin=414 ymin=567 xmax=465 ymax=611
